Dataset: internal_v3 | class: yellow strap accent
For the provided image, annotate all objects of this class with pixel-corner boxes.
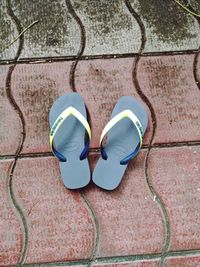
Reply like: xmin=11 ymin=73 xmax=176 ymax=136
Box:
xmin=100 ymin=109 xmax=143 ymax=148
xmin=50 ymin=106 xmax=91 ymax=152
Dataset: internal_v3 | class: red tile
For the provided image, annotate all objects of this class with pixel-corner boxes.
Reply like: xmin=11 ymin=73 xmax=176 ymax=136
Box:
xmin=85 ymin=151 xmax=165 ymax=257
xmin=0 ymin=65 xmax=21 ymax=155
xmin=138 ymin=54 xmax=200 ymax=144
xmin=7 ymin=59 xmax=152 ymax=154
xmin=11 ymin=62 xmax=72 ymax=154
xmin=92 ymin=259 xmax=159 ymax=267
xmin=12 ymin=157 xmax=95 ymax=264
xmin=3 ymin=54 xmax=199 ymax=156
xmin=0 ymin=159 xmax=23 ymax=266
xmin=75 ymin=58 xmax=152 ymax=147
xmin=148 ymin=146 xmax=200 ymax=251
xmin=164 ymin=255 xmax=200 ymax=267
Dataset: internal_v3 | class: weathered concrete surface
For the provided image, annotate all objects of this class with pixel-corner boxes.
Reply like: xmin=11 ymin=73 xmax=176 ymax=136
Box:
xmin=164 ymin=254 xmax=200 ymax=267
xmin=8 ymin=0 xmax=79 ymax=59
xmin=6 ymin=62 xmax=72 ymax=154
xmin=189 ymin=0 xmax=200 ymax=13
xmin=0 ymin=159 xmax=23 ymax=266
xmin=1 ymin=54 xmax=199 ymax=156
xmin=138 ymin=54 xmax=200 ymax=144
xmin=0 ymin=0 xmax=18 ymax=60
xmin=130 ymin=0 xmax=200 ymax=52
xmin=85 ymin=152 xmax=165 ymax=257
xmin=0 ymin=65 xmax=21 ymax=155
xmin=71 ymin=0 xmax=141 ymax=55
xmin=1 ymin=0 xmax=199 ymax=60
xmin=149 ymin=146 xmax=200 ymax=251
xmin=13 ymin=157 xmax=95 ymax=264
xmin=0 ymin=0 xmax=200 ymax=266
xmin=92 ymin=260 xmax=159 ymax=267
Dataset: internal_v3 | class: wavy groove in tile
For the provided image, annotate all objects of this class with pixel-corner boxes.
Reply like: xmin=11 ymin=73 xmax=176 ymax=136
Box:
xmin=0 ymin=65 xmax=21 ymax=155
xmin=130 ymin=0 xmax=200 ymax=52
xmin=85 ymin=151 xmax=165 ymax=257
xmin=137 ymin=54 xmax=200 ymax=144
xmin=92 ymin=259 xmax=159 ymax=267
xmin=75 ymin=58 xmax=152 ymax=147
xmin=0 ymin=0 xmax=19 ymax=60
xmin=12 ymin=157 xmax=95 ymax=264
xmin=11 ymin=62 xmax=71 ymax=154
xmin=149 ymin=146 xmax=200 ymax=251
xmin=5 ymin=0 xmax=80 ymax=60
xmin=0 ymin=159 xmax=23 ymax=266
xmin=71 ymin=0 xmax=141 ymax=55
xmin=3 ymin=54 xmax=199 ymax=155
xmin=2 ymin=58 xmax=152 ymax=155
xmin=65 ymin=0 xmax=86 ymax=92
xmin=164 ymin=254 xmax=200 ymax=267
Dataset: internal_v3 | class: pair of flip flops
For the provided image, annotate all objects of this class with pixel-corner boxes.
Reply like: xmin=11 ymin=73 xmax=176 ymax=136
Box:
xmin=49 ymin=93 xmax=148 ymax=190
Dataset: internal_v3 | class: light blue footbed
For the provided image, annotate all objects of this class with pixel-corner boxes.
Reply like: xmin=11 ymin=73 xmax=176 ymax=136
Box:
xmin=92 ymin=96 xmax=148 ymax=190
xmin=49 ymin=93 xmax=91 ymax=189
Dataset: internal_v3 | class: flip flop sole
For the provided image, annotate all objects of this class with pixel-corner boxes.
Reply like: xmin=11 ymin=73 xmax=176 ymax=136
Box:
xmin=92 ymin=96 xmax=148 ymax=190
xmin=49 ymin=93 xmax=91 ymax=189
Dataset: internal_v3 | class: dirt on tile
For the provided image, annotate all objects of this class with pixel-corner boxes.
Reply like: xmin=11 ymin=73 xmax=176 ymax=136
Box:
xmin=0 ymin=1 xmax=16 ymax=56
xmin=73 ymin=0 xmax=133 ymax=36
xmin=132 ymin=0 xmax=196 ymax=42
xmin=11 ymin=0 xmax=71 ymax=47
xmin=18 ymin=74 xmax=58 ymax=134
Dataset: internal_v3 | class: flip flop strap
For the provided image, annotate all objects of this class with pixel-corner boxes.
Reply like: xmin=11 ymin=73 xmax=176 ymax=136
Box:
xmin=100 ymin=109 xmax=143 ymax=165
xmin=50 ymin=106 xmax=91 ymax=162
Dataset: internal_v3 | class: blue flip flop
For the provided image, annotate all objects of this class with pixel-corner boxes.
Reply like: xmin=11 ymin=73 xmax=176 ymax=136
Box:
xmin=49 ymin=93 xmax=91 ymax=189
xmin=92 ymin=96 xmax=148 ymax=190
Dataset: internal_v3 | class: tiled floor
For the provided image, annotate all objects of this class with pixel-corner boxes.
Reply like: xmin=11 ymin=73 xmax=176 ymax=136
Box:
xmin=0 ymin=0 xmax=200 ymax=266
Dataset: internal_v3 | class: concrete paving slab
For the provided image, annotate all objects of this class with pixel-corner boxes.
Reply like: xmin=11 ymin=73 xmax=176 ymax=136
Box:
xmin=0 ymin=65 xmax=21 ymax=155
xmin=0 ymin=0 xmax=19 ymax=60
xmin=149 ymin=146 xmax=200 ymax=251
xmin=0 ymin=159 xmax=23 ymax=266
xmin=138 ymin=54 xmax=200 ymax=144
xmin=2 ymin=0 xmax=80 ymax=60
xmin=10 ymin=62 xmax=72 ymax=154
xmin=1 ymin=0 xmax=199 ymax=61
xmin=13 ymin=156 xmax=95 ymax=264
xmin=130 ymin=0 xmax=200 ymax=52
xmin=164 ymin=254 xmax=200 ymax=267
xmin=92 ymin=260 xmax=159 ymax=267
xmin=85 ymin=151 xmax=165 ymax=257
xmin=71 ymin=0 xmax=141 ymax=56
